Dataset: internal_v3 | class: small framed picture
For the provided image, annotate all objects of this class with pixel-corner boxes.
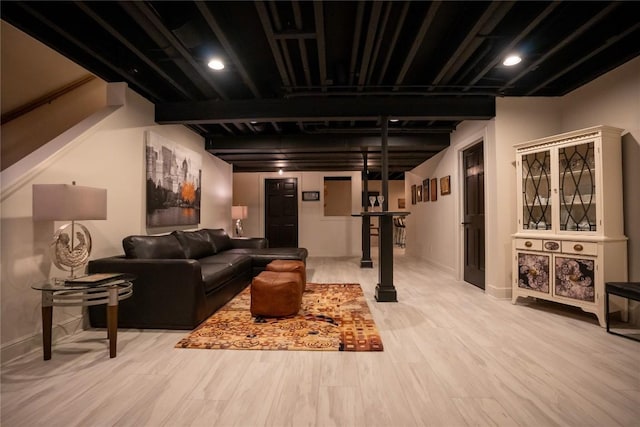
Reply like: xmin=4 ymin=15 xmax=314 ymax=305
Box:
xmin=423 ymin=179 xmax=430 ymax=202
xmin=398 ymin=198 xmax=406 ymax=209
xmin=416 ymin=185 xmax=423 ymax=202
xmin=302 ymin=191 xmax=320 ymax=201
xmin=430 ymin=178 xmax=438 ymax=201
xmin=411 ymin=185 xmax=417 ymax=205
xmin=441 ymin=175 xmax=451 ymax=195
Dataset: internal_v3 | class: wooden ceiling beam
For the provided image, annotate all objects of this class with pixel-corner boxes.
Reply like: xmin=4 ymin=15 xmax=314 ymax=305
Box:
xmin=205 ymin=134 xmax=449 ymax=152
xmin=157 ymin=96 xmax=495 ymax=124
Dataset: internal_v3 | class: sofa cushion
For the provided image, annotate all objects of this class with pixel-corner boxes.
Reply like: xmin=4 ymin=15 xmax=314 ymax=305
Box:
xmin=200 ymin=263 xmax=238 ymax=293
xmin=204 ymin=228 xmax=233 ymax=252
xmin=172 ymin=230 xmax=216 ymax=259
xmin=122 ymin=234 xmax=186 ymax=259
xmin=199 ymin=253 xmax=252 ymax=269
xmin=199 ymin=255 xmax=252 ymax=293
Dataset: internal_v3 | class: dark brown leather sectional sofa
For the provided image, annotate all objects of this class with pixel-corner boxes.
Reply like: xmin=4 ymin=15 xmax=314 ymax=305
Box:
xmin=87 ymin=228 xmax=308 ymax=330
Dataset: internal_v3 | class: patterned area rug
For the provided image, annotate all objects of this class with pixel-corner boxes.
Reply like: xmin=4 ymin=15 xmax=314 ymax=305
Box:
xmin=176 ymin=283 xmax=383 ymax=351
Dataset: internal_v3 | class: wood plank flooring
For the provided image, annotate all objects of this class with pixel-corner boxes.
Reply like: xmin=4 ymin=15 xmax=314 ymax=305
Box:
xmin=2 ymin=253 xmax=639 ymax=426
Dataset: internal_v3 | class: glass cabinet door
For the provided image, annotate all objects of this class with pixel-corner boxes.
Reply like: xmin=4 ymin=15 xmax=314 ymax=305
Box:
xmin=521 ymin=150 xmax=551 ymax=230
xmin=558 ymin=142 xmax=596 ymax=232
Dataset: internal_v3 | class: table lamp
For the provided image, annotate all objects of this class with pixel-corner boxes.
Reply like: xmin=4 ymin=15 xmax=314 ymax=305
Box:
xmin=231 ymin=205 xmax=248 ymax=237
xmin=33 ymin=182 xmax=107 ymax=278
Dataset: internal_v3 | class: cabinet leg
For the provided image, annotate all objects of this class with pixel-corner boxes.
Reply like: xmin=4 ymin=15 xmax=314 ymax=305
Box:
xmin=605 ymin=291 xmax=610 ymax=332
xmin=42 ymin=305 xmax=52 ymax=360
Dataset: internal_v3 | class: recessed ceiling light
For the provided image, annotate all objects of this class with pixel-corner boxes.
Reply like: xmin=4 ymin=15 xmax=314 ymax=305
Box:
xmin=389 ymin=119 xmax=399 ymax=122
xmin=278 ymin=168 xmax=284 ymax=175
xmin=207 ymin=58 xmax=225 ymax=70
xmin=503 ymin=55 xmax=522 ymax=66
xmin=250 ymin=121 xmax=258 ymax=124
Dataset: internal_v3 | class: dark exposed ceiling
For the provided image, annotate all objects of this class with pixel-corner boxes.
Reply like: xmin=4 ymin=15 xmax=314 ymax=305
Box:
xmin=3 ymin=1 xmax=639 ymax=178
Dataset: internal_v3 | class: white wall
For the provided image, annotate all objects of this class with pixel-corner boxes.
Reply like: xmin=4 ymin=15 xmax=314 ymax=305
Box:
xmin=559 ymin=56 xmax=640 ymax=281
xmin=234 ymin=171 xmax=362 ymax=256
xmin=489 ymin=98 xmax=562 ymax=297
xmin=405 ymin=57 xmax=639 ymax=300
xmin=365 ymin=180 xmax=406 ymax=211
xmin=0 ymin=84 xmax=233 ymax=361
xmin=405 ymin=149 xmax=455 ymax=274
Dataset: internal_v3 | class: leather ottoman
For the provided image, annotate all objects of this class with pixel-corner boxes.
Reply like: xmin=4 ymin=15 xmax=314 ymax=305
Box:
xmin=265 ymin=259 xmax=306 ymax=291
xmin=250 ymin=271 xmax=303 ymax=317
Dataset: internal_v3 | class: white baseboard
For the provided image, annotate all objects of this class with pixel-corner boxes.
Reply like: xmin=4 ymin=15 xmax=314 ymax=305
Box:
xmin=485 ymin=283 xmax=512 ymax=299
xmin=1 ymin=315 xmax=84 ymax=364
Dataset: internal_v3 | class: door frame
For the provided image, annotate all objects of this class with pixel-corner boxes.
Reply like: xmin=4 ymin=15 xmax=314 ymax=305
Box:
xmin=455 ymin=132 xmax=488 ymax=285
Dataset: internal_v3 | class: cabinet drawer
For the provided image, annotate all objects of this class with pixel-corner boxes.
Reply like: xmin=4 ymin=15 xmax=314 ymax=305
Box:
xmin=543 ymin=240 xmax=561 ymax=252
xmin=561 ymin=241 xmax=598 ymax=256
xmin=515 ymin=238 xmax=542 ymax=251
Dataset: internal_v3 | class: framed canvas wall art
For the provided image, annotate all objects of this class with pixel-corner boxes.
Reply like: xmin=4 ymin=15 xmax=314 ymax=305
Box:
xmin=423 ymin=179 xmax=430 ymax=201
xmin=145 ymin=131 xmax=202 ymax=227
xmin=430 ymin=178 xmax=438 ymax=201
xmin=441 ymin=175 xmax=451 ymax=195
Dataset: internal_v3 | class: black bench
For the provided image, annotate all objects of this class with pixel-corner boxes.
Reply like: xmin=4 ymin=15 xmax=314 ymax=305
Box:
xmin=605 ymin=282 xmax=640 ymax=342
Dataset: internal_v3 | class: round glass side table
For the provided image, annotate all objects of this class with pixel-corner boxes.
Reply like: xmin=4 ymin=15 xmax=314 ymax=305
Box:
xmin=31 ymin=274 xmax=134 ymax=360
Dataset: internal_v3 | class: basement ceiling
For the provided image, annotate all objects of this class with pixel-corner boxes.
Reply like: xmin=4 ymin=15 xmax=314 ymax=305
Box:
xmin=2 ymin=1 xmax=639 ymax=176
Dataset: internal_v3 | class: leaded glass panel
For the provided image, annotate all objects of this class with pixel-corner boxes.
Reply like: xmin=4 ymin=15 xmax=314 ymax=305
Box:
xmin=559 ymin=142 xmax=596 ymax=231
xmin=521 ymin=150 xmax=551 ymax=230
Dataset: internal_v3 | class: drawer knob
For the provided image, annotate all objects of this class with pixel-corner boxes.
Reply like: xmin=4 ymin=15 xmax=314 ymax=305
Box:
xmin=574 ymin=244 xmax=583 ymax=251
xmin=525 ymin=241 xmax=532 ymax=248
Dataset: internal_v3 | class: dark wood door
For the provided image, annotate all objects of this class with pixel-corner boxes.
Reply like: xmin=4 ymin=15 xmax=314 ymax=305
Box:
xmin=265 ymin=178 xmax=298 ymax=248
xmin=463 ymin=143 xmax=485 ymax=289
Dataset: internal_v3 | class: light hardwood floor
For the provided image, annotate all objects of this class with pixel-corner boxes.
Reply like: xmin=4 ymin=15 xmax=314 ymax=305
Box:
xmin=2 ymin=253 xmax=639 ymax=426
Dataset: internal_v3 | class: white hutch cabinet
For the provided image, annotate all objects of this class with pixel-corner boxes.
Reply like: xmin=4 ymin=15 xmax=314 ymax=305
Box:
xmin=512 ymin=126 xmax=628 ymax=326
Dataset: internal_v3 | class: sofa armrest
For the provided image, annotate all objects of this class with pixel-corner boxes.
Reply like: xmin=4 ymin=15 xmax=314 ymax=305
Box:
xmin=230 ymin=237 xmax=269 ymax=249
xmin=87 ymin=256 xmax=208 ymax=328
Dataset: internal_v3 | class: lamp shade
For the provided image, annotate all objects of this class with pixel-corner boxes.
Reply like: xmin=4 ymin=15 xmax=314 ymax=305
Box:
xmin=231 ymin=205 xmax=248 ymax=220
xmin=33 ymin=184 xmax=107 ymax=221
